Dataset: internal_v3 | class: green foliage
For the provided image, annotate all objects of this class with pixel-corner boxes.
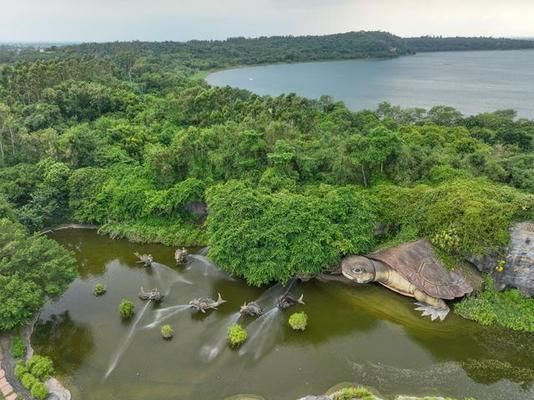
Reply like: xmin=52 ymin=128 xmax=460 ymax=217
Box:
xmin=16 ymin=354 xmax=54 ymax=399
xmin=27 ymin=355 xmax=55 ymax=380
xmin=15 ymin=362 xmax=28 ymax=379
xmin=160 ymin=324 xmax=174 ymax=339
xmin=0 ymin=218 xmax=77 ymax=331
xmin=332 ymin=386 xmax=374 ymax=400
xmin=455 ymin=278 xmax=534 ymax=332
xmin=288 ymin=312 xmax=308 ymax=331
xmin=21 ymin=372 xmax=39 ymax=390
xmin=119 ymin=299 xmax=135 ymax=319
xmin=373 ymin=178 xmax=532 ymax=258
xmin=227 ymin=324 xmax=248 ymax=348
xmin=207 ymin=181 xmax=377 ymax=285
xmin=30 ymin=381 xmax=49 ymax=400
xmin=11 ymin=335 xmax=26 ymax=359
xmin=93 ymin=283 xmax=107 ymax=296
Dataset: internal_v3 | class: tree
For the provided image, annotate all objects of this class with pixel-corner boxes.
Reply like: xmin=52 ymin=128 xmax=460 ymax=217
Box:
xmin=0 ymin=219 xmax=76 ymax=331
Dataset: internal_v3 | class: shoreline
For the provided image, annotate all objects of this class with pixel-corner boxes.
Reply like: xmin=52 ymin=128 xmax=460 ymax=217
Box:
xmin=0 ymin=310 xmax=71 ymax=400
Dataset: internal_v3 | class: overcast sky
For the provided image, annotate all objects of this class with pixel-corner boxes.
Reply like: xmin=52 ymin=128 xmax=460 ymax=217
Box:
xmin=1 ymin=0 xmax=533 ymax=43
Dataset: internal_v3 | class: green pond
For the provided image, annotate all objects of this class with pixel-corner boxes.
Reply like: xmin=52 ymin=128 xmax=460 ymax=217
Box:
xmin=33 ymin=230 xmax=534 ymax=400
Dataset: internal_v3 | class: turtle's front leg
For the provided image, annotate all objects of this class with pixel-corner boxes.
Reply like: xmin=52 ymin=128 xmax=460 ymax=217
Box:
xmin=413 ymin=289 xmax=449 ymax=321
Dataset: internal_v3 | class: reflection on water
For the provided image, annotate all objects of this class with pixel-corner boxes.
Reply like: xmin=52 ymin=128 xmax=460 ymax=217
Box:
xmin=32 ymin=229 xmax=534 ymax=400
xmin=32 ymin=311 xmax=94 ymax=375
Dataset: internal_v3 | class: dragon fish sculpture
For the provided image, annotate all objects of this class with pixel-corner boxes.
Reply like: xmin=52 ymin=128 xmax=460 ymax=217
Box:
xmin=134 ymin=252 xmax=153 ymax=267
xmin=240 ymin=301 xmax=263 ymax=317
xmin=175 ymin=247 xmax=188 ymax=264
xmin=138 ymin=287 xmax=164 ymax=302
xmin=277 ymin=293 xmax=305 ymax=310
xmin=189 ymin=293 xmax=227 ymax=313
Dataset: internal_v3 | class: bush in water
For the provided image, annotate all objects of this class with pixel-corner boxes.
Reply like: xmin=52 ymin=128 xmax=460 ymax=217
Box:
xmin=333 ymin=387 xmax=374 ymax=400
xmin=93 ymin=283 xmax=107 ymax=296
xmin=160 ymin=324 xmax=174 ymax=339
xmin=119 ymin=299 xmax=135 ymax=319
xmin=288 ymin=312 xmax=308 ymax=331
xmin=227 ymin=324 xmax=247 ymax=348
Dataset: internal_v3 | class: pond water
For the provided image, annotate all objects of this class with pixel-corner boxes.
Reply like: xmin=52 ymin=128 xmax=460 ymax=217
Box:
xmin=207 ymin=50 xmax=534 ymax=118
xmin=33 ymin=230 xmax=534 ymax=400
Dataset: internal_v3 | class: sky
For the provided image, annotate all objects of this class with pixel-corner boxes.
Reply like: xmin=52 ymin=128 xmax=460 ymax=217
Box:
xmin=1 ymin=0 xmax=534 ymax=43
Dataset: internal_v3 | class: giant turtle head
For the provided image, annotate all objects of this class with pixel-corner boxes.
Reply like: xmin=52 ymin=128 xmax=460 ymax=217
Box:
xmin=341 ymin=256 xmax=376 ymax=283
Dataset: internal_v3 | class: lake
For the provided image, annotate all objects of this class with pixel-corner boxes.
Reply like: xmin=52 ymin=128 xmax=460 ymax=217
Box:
xmin=207 ymin=50 xmax=534 ymax=118
xmin=32 ymin=230 xmax=534 ymax=400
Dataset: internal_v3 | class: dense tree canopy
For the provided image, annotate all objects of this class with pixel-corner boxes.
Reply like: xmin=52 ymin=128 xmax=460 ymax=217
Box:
xmin=0 ymin=218 xmax=76 ymax=331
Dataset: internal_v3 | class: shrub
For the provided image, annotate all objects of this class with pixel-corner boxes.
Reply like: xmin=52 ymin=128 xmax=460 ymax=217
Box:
xmin=227 ymin=324 xmax=247 ymax=348
xmin=455 ymin=277 xmax=534 ymax=332
xmin=160 ymin=324 xmax=174 ymax=339
xmin=21 ymin=372 xmax=38 ymax=390
xmin=288 ymin=312 xmax=308 ymax=331
xmin=333 ymin=386 xmax=374 ymax=400
xmin=27 ymin=355 xmax=54 ymax=380
xmin=11 ymin=335 xmax=26 ymax=359
xmin=15 ymin=362 xmax=28 ymax=379
xmin=30 ymin=381 xmax=49 ymax=400
xmin=119 ymin=299 xmax=135 ymax=319
xmin=93 ymin=283 xmax=107 ymax=296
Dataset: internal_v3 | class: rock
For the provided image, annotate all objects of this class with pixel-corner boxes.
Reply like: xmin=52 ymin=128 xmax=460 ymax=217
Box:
xmin=495 ymin=221 xmax=534 ymax=296
xmin=46 ymin=377 xmax=71 ymax=400
xmin=297 ymin=396 xmax=330 ymax=400
xmin=466 ymin=250 xmax=502 ymax=274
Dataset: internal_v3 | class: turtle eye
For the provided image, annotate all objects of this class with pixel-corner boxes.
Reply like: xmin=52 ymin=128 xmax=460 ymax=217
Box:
xmin=352 ymin=267 xmax=362 ymax=273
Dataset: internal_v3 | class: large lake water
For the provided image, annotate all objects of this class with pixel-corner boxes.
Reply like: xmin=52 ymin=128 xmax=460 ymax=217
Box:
xmin=207 ymin=50 xmax=534 ymax=118
xmin=32 ymin=230 xmax=534 ymax=400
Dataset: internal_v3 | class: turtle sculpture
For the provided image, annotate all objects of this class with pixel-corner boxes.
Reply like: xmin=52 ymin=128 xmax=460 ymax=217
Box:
xmin=189 ymin=293 xmax=227 ymax=313
xmin=134 ymin=252 xmax=153 ymax=267
xmin=175 ymin=247 xmax=188 ymax=264
xmin=138 ymin=287 xmax=164 ymax=302
xmin=240 ymin=301 xmax=263 ymax=317
xmin=277 ymin=293 xmax=305 ymax=310
xmin=341 ymin=239 xmax=473 ymax=320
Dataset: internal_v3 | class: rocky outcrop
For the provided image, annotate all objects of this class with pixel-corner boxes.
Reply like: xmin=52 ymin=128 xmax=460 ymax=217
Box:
xmin=495 ymin=221 xmax=534 ymax=296
xmin=466 ymin=250 xmax=502 ymax=275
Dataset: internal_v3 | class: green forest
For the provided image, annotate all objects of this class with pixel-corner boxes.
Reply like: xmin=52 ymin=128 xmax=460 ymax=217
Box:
xmin=0 ymin=31 xmax=533 ymax=333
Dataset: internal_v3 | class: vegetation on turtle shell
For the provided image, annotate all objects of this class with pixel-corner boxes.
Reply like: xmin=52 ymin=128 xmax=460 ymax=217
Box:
xmin=227 ymin=324 xmax=248 ymax=348
xmin=288 ymin=312 xmax=308 ymax=331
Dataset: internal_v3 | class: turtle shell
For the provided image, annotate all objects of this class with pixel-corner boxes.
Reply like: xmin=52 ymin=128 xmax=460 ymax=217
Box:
xmin=368 ymin=239 xmax=473 ymax=299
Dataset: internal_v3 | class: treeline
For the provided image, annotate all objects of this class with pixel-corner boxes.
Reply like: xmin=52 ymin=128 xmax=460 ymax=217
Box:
xmin=405 ymin=36 xmax=534 ymax=52
xmin=3 ymin=31 xmax=534 ymax=73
